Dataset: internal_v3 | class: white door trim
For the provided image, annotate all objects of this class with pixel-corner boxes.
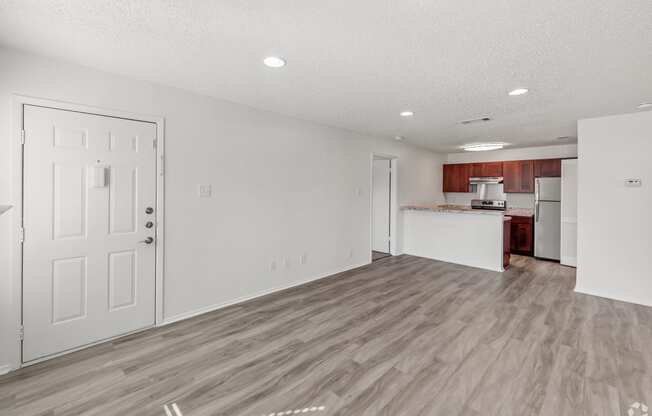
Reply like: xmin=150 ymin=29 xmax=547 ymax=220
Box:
xmin=369 ymin=152 xmax=398 ymax=262
xmin=10 ymin=95 xmax=166 ymax=370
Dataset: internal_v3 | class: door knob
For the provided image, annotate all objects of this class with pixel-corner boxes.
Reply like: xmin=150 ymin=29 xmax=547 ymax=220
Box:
xmin=140 ymin=237 xmax=154 ymax=244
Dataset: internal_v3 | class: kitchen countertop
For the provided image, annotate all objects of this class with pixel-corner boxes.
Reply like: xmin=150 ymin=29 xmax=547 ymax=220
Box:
xmin=402 ymin=204 xmax=534 ymax=218
xmin=402 ymin=204 xmax=503 ymax=216
xmin=504 ymin=208 xmax=534 ymax=217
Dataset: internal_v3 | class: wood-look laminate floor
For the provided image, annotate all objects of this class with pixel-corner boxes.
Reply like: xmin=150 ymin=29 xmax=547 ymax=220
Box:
xmin=1 ymin=255 xmax=651 ymax=416
xmin=372 ymin=251 xmax=391 ymax=261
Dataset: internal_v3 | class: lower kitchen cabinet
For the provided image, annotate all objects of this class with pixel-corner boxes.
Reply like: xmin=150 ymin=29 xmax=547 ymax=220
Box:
xmin=510 ymin=215 xmax=534 ymax=256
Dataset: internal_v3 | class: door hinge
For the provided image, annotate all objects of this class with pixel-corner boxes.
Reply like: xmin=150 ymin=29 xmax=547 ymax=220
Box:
xmin=18 ymin=326 xmax=24 ymax=341
xmin=19 ymin=226 xmax=25 ymax=243
xmin=20 ymin=129 xmax=25 ymax=145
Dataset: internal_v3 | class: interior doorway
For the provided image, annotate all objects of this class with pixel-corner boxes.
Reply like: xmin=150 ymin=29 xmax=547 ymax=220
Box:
xmin=371 ymin=155 xmax=392 ymax=261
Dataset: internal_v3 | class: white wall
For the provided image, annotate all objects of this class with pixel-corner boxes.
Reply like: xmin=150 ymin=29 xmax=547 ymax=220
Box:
xmin=402 ymin=210 xmax=504 ymax=272
xmin=444 ymin=144 xmax=578 ymax=208
xmin=576 ymin=111 xmax=652 ymax=307
xmin=560 ymin=159 xmax=578 ymax=267
xmin=0 ymin=47 xmax=444 ymax=370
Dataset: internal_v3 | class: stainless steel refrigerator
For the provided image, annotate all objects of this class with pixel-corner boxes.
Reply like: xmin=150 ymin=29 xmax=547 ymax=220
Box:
xmin=535 ymin=177 xmax=561 ymax=260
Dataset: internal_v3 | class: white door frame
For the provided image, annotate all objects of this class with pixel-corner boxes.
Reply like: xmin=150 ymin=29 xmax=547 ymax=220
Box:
xmin=10 ymin=95 xmax=166 ymax=370
xmin=369 ymin=152 xmax=398 ymax=262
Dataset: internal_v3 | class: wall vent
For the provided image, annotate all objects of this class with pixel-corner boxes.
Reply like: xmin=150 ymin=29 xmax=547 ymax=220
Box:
xmin=460 ymin=117 xmax=491 ymax=125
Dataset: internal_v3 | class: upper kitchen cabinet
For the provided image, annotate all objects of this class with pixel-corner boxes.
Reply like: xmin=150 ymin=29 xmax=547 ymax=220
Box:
xmin=471 ymin=162 xmax=503 ymax=177
xmin=443 ymin=164 xmax=471 ymax=192
xmin=534 ymin=159 xmax=562 ymax=177
xmin=503 ymin=160 xmax=534 ymax=193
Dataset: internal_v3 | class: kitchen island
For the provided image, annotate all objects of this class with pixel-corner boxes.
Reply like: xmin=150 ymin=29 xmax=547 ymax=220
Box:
xmin=401 ymin=204 xmax=506 ymax=272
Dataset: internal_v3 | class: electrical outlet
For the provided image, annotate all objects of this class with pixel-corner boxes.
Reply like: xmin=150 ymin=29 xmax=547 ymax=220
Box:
xmin=270 ymin=260 xmax=277 ymax=272
xmin=198 ymin=184 xmax=212 ymax=197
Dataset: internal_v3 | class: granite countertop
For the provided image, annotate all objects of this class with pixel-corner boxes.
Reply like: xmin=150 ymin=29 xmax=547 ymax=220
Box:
xmin=401 ymin=204 xmax=503 ymax=216
xmin=504 ymin=208 xmax=534 ymax=217
xmin=403 ymin=204 xmax=534 ymax=217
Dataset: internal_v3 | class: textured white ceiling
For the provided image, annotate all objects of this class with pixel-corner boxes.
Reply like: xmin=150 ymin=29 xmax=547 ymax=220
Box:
xmin=1 ymin=0 xmax=651 ymax=152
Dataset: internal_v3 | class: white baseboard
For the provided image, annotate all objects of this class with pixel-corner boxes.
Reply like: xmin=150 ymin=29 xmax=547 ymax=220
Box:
xmin=574 ymin=287 xmax=652 ymax=308
xmin=161 ymin=261 xmax=369 ymax=326
xmin=0 ymin=364 xmax=14 ymax=376
xmin=560 ymin=256 xmax=577 ymax=267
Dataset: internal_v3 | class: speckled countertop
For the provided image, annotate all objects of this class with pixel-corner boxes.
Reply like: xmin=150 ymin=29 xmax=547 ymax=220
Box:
xmin=402 ymin=204 xmax=534 ymax=217
xmin=505 ymin=208 xmax=534 ymax=217
xmin=401 ymin=204 xmax=503 ymax=216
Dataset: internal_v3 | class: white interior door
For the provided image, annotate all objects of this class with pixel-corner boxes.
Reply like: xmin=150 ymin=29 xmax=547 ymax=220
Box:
xmin=372 ymin=159 xmax=390 ymax=253
xmin=561 ymin=159 xmax=578 ymax=267
xmin=22 ymin=105 xmax=157 ymax=362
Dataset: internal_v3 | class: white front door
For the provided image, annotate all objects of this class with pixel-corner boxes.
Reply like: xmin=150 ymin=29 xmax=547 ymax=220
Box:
xmin=22 ymin=105 xmax=157 ymax=362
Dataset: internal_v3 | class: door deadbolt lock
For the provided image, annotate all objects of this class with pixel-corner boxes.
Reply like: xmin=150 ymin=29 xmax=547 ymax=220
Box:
xmin=140 ymin=237 xmax=154 ymax=244
xmin=145 ymin=207 xmax=154 ymax=214
xmin=145 ymin=221 xmax=154 ymax=229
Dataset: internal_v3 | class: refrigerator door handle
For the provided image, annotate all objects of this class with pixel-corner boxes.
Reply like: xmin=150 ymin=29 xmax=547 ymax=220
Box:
xmin=534 ymin=178 xmax=539 ymax=222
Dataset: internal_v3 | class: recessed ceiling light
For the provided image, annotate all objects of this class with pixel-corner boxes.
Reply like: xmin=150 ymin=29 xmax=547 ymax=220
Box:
xmin=263 ymin=56 xmax=286 ymax=68
xmin=400 ymin=111 xmax=414 ymax=117
xmin=637 ymin=102 xmax=652 ymax=109
xmin=461 ymin=142 xmax=508 ymax=152
xmin=394 ymin=135 xmax=405 ymax=141
xmin=508 ymin=88 xmax=529 ymax=96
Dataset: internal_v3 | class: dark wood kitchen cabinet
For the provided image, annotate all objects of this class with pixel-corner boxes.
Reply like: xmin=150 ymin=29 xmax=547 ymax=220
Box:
xmin=471 ymin=162 xmax=503 ymax=177
xmin=503 ymin=160 xmax=535 ymax=193
xmin=443 ymin=164 xmax=471 ymax=192
xmin=510 ymin=215 xmax=534 ymax=256
xmin=534 ymin=158 xmax=562 ymax=177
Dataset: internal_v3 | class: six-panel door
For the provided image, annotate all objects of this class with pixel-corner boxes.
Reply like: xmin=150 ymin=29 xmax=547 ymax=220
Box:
xmin=22 ymin=105 xmax=157 ymax=362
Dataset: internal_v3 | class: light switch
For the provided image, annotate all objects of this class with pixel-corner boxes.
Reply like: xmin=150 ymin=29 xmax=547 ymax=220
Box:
xmin=198 ymin=184 xmax=212 ymax=197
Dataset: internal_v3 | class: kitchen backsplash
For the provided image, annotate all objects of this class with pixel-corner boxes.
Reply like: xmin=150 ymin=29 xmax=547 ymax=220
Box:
xmin=506 ymin=193 xmax=535 ymax=209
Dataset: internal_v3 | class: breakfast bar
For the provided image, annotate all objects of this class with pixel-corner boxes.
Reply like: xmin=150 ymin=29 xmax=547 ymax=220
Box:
xmin=401 ymin=204 xmax=506 ymax=272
